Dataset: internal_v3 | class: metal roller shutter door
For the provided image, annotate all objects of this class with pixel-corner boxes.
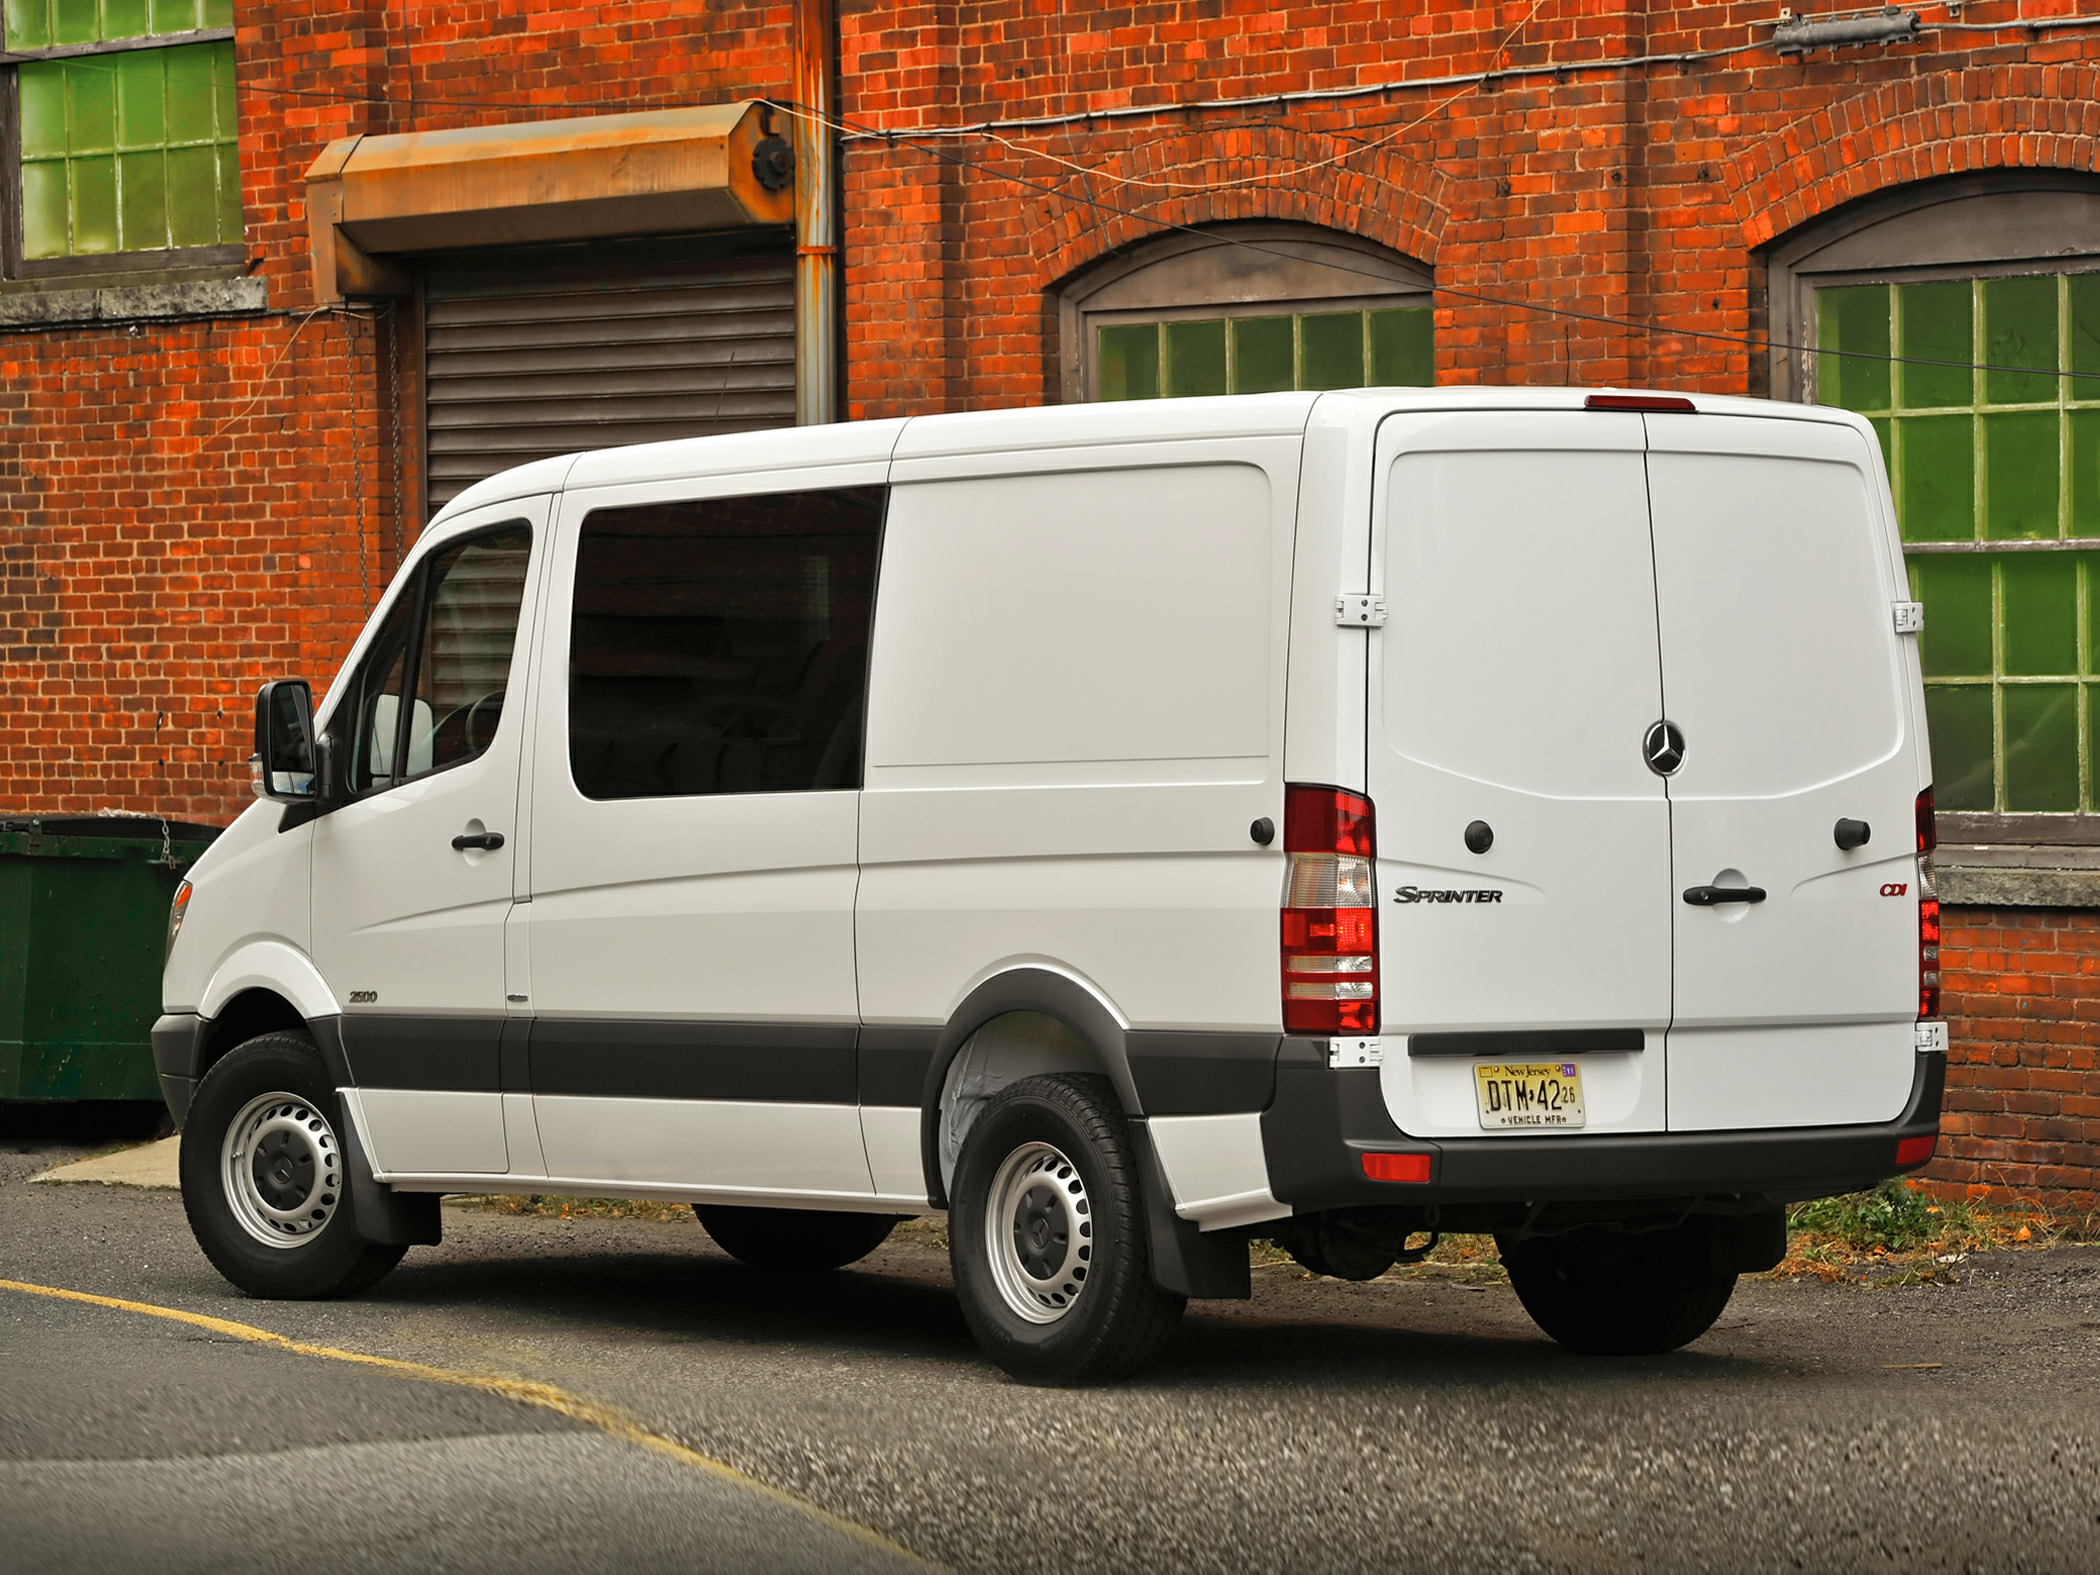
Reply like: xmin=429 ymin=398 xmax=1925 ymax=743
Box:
xmin=422 ymin=235 xmax=795 ymax=515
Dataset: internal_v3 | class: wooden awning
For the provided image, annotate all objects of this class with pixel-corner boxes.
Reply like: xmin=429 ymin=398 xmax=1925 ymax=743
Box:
xmin=305 ymin=102 xmax=796 ymax=300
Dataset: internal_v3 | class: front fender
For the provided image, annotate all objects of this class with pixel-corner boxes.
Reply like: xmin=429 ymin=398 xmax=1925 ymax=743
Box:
xmin=199 ymin=940 xmax=341 ymax=1023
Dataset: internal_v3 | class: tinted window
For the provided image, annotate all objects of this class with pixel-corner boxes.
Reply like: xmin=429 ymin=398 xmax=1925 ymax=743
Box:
xmin=569 ymin=487 xmax=885 ymax=799
xmin=336 ymin=523 xmax=533 ymax=797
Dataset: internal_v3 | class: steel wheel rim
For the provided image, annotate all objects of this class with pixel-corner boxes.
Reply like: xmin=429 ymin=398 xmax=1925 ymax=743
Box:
xmin=984 ymin=1140 xmax=1093 ymax=1325
xmin=220 ymin=1091 xmax=343 ymax=1250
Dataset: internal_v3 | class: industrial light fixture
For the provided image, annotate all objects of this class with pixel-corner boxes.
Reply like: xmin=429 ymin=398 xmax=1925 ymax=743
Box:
xmin=1774 ymin=6 xmax=1922 ymax=54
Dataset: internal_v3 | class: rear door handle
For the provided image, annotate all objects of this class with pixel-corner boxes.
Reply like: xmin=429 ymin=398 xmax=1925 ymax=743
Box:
xmin=452 ymin=831 xmax=506 ymax=852
xmin=1683 ymin=884 xmax=1765 ymax=906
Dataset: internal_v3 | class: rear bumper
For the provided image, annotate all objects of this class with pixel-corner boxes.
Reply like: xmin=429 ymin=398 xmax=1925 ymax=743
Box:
xmin=1261 ymin=1037 xmax=1946 ymax=1214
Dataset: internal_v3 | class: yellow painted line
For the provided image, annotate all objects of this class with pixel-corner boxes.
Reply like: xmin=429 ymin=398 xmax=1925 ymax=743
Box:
xmin=0 ymin=1277 xmax=940 ymax=1571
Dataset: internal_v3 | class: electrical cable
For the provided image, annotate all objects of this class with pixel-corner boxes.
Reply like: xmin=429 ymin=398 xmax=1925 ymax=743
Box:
xmin=770 ymin=93 xmax=2100 ymax=387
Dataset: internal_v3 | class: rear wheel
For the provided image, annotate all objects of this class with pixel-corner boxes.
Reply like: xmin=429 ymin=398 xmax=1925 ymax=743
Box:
xmin=695 ymin=1206 xmax=900 ymax=1272
xmin=949 ymin=1074 xmax=1184 ymax=1384
xmin=1498 ymin=1220 xmax=1737 ymax=1355
xmin=179 ymin=1032 xmax=406 ymax=1299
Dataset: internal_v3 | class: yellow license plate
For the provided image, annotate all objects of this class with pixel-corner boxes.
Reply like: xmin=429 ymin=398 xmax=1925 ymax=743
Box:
xmin=1473 ymin=1061 xmax=1586 ymax=1130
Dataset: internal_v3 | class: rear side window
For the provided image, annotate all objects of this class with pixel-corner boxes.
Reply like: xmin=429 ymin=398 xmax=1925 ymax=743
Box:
xmin=568 ymin=487 xmax=885 ymax=800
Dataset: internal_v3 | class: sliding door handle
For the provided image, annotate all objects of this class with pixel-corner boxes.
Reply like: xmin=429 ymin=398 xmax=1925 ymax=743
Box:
xmin=452 ymin=830 xmax=506 ymax=852
xmin=1683 ymin=884 xmax=1765 ymax=906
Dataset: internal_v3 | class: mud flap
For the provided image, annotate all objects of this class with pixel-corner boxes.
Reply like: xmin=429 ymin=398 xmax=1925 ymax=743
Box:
xmin=339 ymin=1099 xmax=442 ymax=1247
xmin=1128 ymin=1119 xmax=1251 ymax=1300
xmin=1708 ymin=1207 xmax=1786 ymax=1275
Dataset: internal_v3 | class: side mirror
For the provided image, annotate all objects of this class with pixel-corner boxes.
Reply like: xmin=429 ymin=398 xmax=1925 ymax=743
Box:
xmin=252 ymin=679 xmax=318 ymax=801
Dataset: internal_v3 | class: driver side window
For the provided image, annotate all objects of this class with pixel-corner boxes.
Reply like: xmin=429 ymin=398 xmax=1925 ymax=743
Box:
xmin=341 ymin=523 xmax=534 ymax=797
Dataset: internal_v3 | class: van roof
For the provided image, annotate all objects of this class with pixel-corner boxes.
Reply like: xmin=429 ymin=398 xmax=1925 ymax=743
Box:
xmin=428 ymin=387 xmax=1863 ymax=524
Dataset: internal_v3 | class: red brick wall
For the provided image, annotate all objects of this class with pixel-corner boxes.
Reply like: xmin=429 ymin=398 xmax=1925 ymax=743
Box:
xmin=6 ymin=0 xmax=2100 ymax=829
xmin=1933 ymin=907 xmax=2100 ymax=1218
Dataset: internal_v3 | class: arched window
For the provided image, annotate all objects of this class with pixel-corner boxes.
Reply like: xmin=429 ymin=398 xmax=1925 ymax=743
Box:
xmin=1055 ymin=222 xmax=1434 ymax=404
xmin=1769 ymin=173 xmax=2100 ymax=839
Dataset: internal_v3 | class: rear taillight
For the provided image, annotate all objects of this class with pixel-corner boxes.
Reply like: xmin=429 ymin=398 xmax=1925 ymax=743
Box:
xmin=1917 ymin=786 xmax=1940 ymax=1019
xmin=1281 ymin=784 xmax=1379 ymax=1035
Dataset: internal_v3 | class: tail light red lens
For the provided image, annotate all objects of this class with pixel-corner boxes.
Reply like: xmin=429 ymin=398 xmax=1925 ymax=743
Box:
xmin=1917 ymin=786 xmax=1940 ymax=1020
xmin=1362 ymin=1151 xmax=1431 ymax=1184
xmin=1895 ymin=1133 xmax=1937 ymax=1168
xmin=1281 ymin=784 xmax=1379 ymax=1035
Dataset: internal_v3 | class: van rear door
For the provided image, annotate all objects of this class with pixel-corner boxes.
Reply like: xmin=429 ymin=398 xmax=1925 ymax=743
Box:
xmin=1647 ymin=413 xmax=1920 ymax=1131
xmin=1366 ymin=410 xmax=1673 ymax=1137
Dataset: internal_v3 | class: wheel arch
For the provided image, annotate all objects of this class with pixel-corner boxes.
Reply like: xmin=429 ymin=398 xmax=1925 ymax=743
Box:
xmin=917 ymin=967 xmax=1142 ymax=1208
xmin=196 ymin=988 xmax=310 ymax=1082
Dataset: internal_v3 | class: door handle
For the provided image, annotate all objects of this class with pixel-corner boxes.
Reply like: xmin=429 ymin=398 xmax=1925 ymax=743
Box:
xmin=452 ymin=830 xmax=506 ymax=852
xmin=1683 ymin=884 xmax=1765 ymax=906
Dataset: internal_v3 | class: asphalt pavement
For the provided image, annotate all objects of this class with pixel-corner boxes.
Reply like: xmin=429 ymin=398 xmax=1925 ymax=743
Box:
xmin=4 ymin=1126 xmax=2097 ymax=1573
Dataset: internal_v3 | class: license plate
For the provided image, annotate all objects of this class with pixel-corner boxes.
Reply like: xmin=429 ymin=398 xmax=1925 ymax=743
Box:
xmin=1473 ymin=1061 xmax=1586 ymax=1130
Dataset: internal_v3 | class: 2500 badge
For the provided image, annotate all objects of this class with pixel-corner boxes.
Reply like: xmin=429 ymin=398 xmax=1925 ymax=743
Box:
xmin=1392 ymin=886 xmax=1505 ymax=905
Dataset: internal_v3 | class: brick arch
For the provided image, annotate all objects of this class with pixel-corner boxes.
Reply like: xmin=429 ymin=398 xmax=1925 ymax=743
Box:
xmin=1027 ymin=124 xmax=1450 ymax=291
xmin=1725 ymin=65 xmax=2100 ymax=251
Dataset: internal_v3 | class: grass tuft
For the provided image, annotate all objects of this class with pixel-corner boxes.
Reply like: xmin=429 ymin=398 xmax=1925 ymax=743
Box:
xmin=1774 ymin=1179 xmax=2092 ymax=1286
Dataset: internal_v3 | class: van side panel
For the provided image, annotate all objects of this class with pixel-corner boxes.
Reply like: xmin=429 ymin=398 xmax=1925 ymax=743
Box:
xmin=1282 ymin=412 xmax=1372 ymax=793
xmin=858 ymin=441 xmax=1301 ymax=1059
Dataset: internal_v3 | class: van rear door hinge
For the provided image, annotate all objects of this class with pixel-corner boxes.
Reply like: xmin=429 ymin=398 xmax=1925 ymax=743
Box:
xmin=1893 ymin=601 xmax=1925 ymax=634
xmin=1335 ymin=594 xmax=1388 ymax=628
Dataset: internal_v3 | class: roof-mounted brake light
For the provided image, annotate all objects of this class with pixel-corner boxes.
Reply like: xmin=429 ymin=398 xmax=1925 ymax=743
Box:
xmin=1584 ymin=394 xmax=1697 ymax=413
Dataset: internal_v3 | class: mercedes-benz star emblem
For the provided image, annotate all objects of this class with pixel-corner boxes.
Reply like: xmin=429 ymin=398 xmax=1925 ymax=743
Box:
xmin=1643 ymin=719 xmax=1686 ymax=776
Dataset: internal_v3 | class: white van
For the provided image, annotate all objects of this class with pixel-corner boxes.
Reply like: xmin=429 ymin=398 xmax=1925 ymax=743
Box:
xmin=157 ymin=388 xmax=1946 ymax=1381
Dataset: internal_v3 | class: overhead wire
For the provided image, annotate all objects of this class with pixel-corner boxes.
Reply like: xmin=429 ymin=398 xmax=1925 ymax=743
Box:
xmin=767 ymin=92 xmax=2100 ymax=387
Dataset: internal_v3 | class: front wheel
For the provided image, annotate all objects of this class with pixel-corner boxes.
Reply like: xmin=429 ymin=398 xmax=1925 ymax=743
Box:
xmin=949 ymin=1074 xmax=1184 ymax=1384
xmin=1498 ymin=1220 xmax=1737 ymax=1355
xmin=179 ymin=1032 xmax=406 ymax=1299
xmin=694 ymin=1205 xmax=899 ymax=1272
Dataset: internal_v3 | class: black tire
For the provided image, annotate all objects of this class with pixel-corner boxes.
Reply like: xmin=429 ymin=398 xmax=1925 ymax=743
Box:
xmin=695 ymin=1205 xmax=900 ymax=1272
xmin=949 ymin=1073 xmax=1184 ymax=1384
xmin=1498 ymin=1220 xmax=1738 ymax=1356
xmin=180 ymin=1031 xmax=406 ymax=1299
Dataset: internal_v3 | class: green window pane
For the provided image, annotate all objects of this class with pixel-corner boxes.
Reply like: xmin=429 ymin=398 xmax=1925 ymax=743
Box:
xmin=52 ymin=0 xmax=96 ymax=43
xmin=164 ymin=143 xmax=218 ymax=247
xmin=2004 ymin=683 xmax=2080 ymax=811
xmin=1232 ymin=316 xmax=1294 ymax=394
xmin=1098 ymin=324 xmax=1159 ymax=401
xmin=201 ymin=0 xmax=230 ymax=24
xmin=1897 ymin=280 xmax=1972 ymax=410
xmin=1896 ymin=414 xmax=1976 ymax=541
xmin=6 ymin=0 xmax=53 ymax=49
xmin=20 ymin=160 xmax=70 ymax=258
xmin=2001 ymin=554 xmax=2077 ymax=675
xmin=150 ymin=0 xmax=198 ymax=33
xmin=215 ymin=142 xmax=242 ymax=242
xmin=1164 ymin=319 xmax=1226 ymax=398
xmin=1910 ymin=554 xmax=1993 ymax=677
xmin=1984 ymin=275 xmax=2059 ymax=406
xmin=1818 ymin=284 xmax=1891 ymax=412
xmin=1868 ymin=416 xmax=1893 ymax=476
xmin=1369 ymin=307 xmax=1433 ymax=387
xmin=1301 ymin=312 xmax=1366 ymax=391
xmin=67 ymin=58 xmax=117 ymax=152
xmin=70 ymin=157 xmax=118 ymax=252
xmin=1983 ymin=410 xmax=2061 ymax=540
xmin=117 ymin=149 xmax=168 ymax=251
xmin=2072 ymin=409 xmax=2100 ymax=537
xmin=19 ymin=63 xmax=67 ymax=159
xmin=214 ymin=45 xmax=237 ymax=137
xmin=1923 ymin=685 xmax=1995 ymax=811
xmin=2072 ymin=274 xmax=2100 ymax=397
xmin=104 ymin=0 xmax=151 ymax=38
xmin=116 ymin=49 xmax=165 ymax=148
xmin=164 ymin=46 xmax=216 ymax=142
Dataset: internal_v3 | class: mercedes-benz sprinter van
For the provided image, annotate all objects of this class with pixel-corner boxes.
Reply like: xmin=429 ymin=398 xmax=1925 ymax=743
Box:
xmin=156 ymin=388 xmax=1945 ymax=1382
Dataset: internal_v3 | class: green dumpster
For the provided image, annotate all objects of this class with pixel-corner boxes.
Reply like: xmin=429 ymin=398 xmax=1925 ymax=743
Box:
xmin=0 ymin=816 xmax=222 ymax=1102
